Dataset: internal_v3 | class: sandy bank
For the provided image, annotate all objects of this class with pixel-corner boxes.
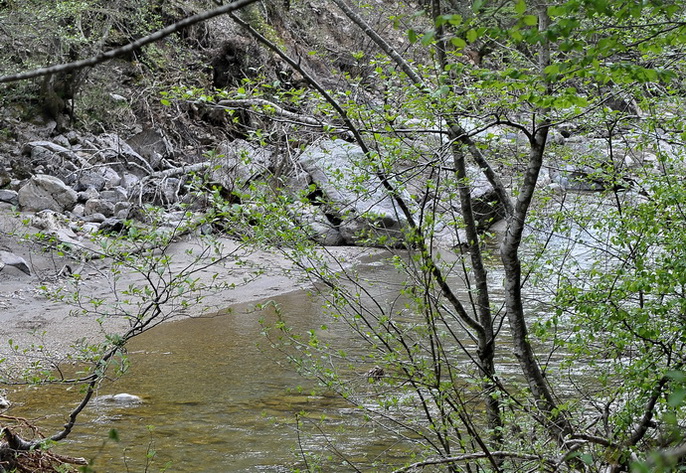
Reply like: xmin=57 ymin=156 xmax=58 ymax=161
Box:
xmin=0 ymin=207 xmax=381 ymax=370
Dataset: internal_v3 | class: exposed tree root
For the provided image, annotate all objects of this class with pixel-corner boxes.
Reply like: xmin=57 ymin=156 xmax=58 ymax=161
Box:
xmin=0 ymin=417 xmax=87 ymax=473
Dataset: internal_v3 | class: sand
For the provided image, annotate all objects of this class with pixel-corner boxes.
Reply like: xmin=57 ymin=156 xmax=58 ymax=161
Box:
xmin=0 ymin=206 xmax=379 ymax=371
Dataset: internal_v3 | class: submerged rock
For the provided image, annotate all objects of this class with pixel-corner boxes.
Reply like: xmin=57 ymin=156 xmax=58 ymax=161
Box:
xmin=95 ymin=393 xmax=143 ymax=406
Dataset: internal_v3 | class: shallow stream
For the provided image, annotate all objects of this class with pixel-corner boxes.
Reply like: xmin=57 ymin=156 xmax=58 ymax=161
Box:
xmin=6 ymin=192 xmax=615 ymax=472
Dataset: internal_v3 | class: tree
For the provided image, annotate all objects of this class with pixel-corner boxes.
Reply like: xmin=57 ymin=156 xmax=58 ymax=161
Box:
xmin=205 ymin=0 xmax=686 ymax=471
xmin=1 ymin=0 xmax=686 ymax=471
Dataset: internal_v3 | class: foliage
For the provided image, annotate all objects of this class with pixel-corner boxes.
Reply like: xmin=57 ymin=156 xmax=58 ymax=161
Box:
xmin=196 ymin=0 xmax=686 ymax=471
xmin=2 ymin=0 xmax=686 ymax=471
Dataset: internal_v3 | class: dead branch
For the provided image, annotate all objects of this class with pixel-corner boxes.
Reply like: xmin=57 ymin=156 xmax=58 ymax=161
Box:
xmin=0 ymin=0 xmax=260 ymax=84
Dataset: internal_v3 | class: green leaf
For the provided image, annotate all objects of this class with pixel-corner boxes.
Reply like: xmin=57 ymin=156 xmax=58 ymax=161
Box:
xmin=160 ymin=99 xmax=171 ymax=107
xmin=421 ymin=30 xmax=436 ymax=45
xmin=515 ymin=0 xmax=526 ymax=15
xmin=407 ymin=29 xmax=417 ymax=43
xmin=544 ymin=64 xmax=560 ymax=75
xmin=109 ymin=429 xmax=120 ymax=442
xmin=451 ymin=37 xmax=466 ymax=49
xmin=666 ymin=370 xmax=686 ymax=382
xmin=668 ymin=388 xmax=686 ymax=408
xmin=466 ymin=29 xmax=478 ymax=43
xmin=522 ymin=15 xmax=537 ymax=26
xmin=436 ymin=14 xmax=462 ymax=27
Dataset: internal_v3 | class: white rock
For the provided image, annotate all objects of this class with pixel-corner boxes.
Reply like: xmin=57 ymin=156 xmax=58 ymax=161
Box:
xmin=96 ymin=392 xmax=143 ymax=406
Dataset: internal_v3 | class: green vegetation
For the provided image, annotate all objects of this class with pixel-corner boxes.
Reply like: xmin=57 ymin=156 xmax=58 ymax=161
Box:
xmin=1 ymin=0 xmax=686 ymax=471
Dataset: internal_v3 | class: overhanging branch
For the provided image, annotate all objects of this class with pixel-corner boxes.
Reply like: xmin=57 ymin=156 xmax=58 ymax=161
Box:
xmin=0 ymin=0 xmax=260 ymax=84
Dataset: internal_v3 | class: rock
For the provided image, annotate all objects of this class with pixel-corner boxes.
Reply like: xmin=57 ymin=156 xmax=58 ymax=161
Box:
xmin=64 ymin=130 xmax=80 ymax=145
xmin=82 ymin=212 xmax=108 ymax=223
xmin=78 ymin=187 xmax=100 ymax=202
xmin=22 ymin=140 xmax=73 ymax=157
xmin=18 ymin=174 xmax=78 ymax=212
xmin=100 ymin=186 xmax=127 ymax=204
xmin=51 ymin=134 xmax=71 ymax=148
xmin=120 ymin=172 xmax=140 ymax=191
xmin=76 ymin=171 xmax=106 ymax=192
xmin=114 ymin=201 xmax=131 ymax=219
xmin=95 ymin=392 xmax=143 ymax=406
xmin=23 ymin=141 xmax=81 ymax=180
xmin=127 ymin=128 xmax=173 ymax=164
xmin=71 ymin=203 xmax=86 ymax=217
xmin=549 ymin=164 xmax=628 ymax=192
xmin=298 ymin=139 xmax=407 ymax=246
xmin=31 ymin=210 xmax=78 ymax=238
xmin=101 ymin=167 xmax=121 ymax=188
xmin=99 ymin=218 xmax=125 ymax=234
xmin=0 ymin=170 xmax=11 ymax=188
xmin=468 ymin=173 xmax=506 ymax=229
xmin=0 ymin=250 xmax=31 ymax=275
xmin=0 ymin=394 xmax=9 ymax=410
xmin=109 ymin=93 xmax=128 ymax=103
xmin=0 ymin=189 xmax=18 ymax=205
xmin=211 ymin=139 xmax=274 ymax=192
xmin=160 ymin=178 xmax=180 ymax=204
xmin=94 ymin=134 xmax=152 ymax=173
xmin=84 ymin=198 xmax=115 ymax=217
xmin=291 ymin=204 xmax=344 ymax=246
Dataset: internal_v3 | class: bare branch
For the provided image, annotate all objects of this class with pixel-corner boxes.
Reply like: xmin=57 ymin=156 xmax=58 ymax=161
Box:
xmin=626 ymin=375 xmax=669 ymax=447
xmin=0 ymin=0 xmax=260 ymax=84
xmin=390 ymin=451 xmax=550 ymax=473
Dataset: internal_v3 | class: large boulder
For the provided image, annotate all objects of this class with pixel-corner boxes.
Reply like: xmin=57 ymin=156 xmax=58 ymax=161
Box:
xmin=211 ymin=139 xmax=274 ymax=193
xmin=298 ymin=139 xmax=408 ymax=246
xmin=290 ymin=204 xmax=345 ymax=246
xmin=126 ymin=128 xmax=174 ymax=170
xmin=18 ymin=174 xmax=77 ymax=212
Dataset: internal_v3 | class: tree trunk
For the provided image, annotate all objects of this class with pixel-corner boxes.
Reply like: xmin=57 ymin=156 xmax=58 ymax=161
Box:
xmin=500 ymin=126 xmax=573 ymax=441
xmin=451 ymin=136 xmax=502 ymax=444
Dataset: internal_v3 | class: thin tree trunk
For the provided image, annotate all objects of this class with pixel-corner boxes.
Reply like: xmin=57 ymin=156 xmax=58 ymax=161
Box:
xmin=500 ymin=126 xmax=573 ymax=440
xmin=452 ymin=137 xmax=502 ymax=444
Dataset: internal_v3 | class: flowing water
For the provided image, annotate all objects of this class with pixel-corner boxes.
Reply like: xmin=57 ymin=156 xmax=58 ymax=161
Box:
xmin=6 ymin=262 xmax=415 ymax=473
xmin=5 ymin=194 xmax=615 ymax=472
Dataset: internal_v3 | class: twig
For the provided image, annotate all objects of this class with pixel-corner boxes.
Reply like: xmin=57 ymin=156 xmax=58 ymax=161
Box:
xmin=390 ymin=451 xmax=550 ymax=473
xmin=0 ymin=0 xmax=260 ymax=84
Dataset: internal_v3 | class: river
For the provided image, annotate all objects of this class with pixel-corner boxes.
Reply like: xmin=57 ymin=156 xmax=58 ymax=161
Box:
xmin=7 ymin=261 xmax=416 ymax=472
xmin=5 ymin=192 xmax=615 ymax=472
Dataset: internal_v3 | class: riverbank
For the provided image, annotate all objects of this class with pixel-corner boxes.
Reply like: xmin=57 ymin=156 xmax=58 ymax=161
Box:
xmin=0 ymin=206 xmax=381 ymax=370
